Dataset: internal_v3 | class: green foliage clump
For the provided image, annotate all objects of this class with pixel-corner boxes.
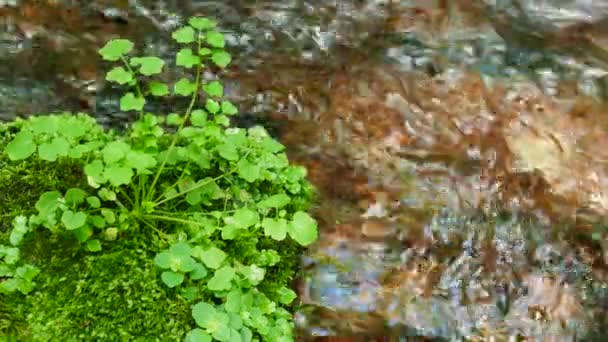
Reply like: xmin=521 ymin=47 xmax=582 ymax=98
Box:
xmin=0 ymin=16 xmax=317 ymax=341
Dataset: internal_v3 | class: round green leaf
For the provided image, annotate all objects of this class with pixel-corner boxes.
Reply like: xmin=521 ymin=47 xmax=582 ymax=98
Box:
xmin=176 ymin=48 xmax=200 ymax=68
xmin=262 ymin=218 xmax=287 ymax=241
xmin=104 ymin=166 xmax=133 ymax=187
xmin=154 ymin=252 xmax=172 ymax=269
xmin=205 ymin=31 xmax=225 ymax=48
xmin=221 ymin=101 xmax=238 ymax=115
xmin=276 ymin=286 xmax=297 ymax=304
xmin=211 ymin=51 xmax=231 ymax=68
xmin=225 ymin=290 xmax=241 ymax=313
xmin=130 ymin=56 xmax=165 ymax=75
xmin=99 ymin=39 xmax=134 ymax=61
xmin=149 ymin=81 xmax=169 ymax=96
xmin=288 ymin=211 xmax=318 ymax=246
xmin=73 ymin=225 xmax=93 ymax=243
xmin=199 ymin=247 xmax=226 ymax=269
xmin=216 ymin=143 xmax=238 ymax=161
xmin=185 ymin=329 xmax=212 ymax=342
xmin=5 ymin=130 xmax=36 ymax=161
xmin=172 ymin=26 xmax=196 ymax=43
xmin=232 ymin=208 xmax=259 ymax=228
xmin=120 ymin=92 xmax=146 ymax=111
xmin=85 ymin=239 xmax=102 ymax=252
xmin=102 ymin=140 xmax=130 ymax=164
xmin=258 ymin=194 xmax=290 ymax=209
xmin=10 ymin=216 xmax=28 ymax=246
xmin=207 ymin=266 xmax=235 ymax=291
xmin=191 ymin=109 xmax=208 ymax=126
xmin=35 ymin=191 xmax=61 ymax=215
xmin=161 ymin=271 xmax=185 ymax=288
xmin=202 ymin=81 xmax=223 ymax=97
xmin=189 ymin=17 xmax=217 ymax=30
xmin=174 ymin=78 xmax=196 ymax=96
xmin=205 ymin=99 xmax=220 ymax=114
xmin=237 ymin=159 xmax=260 ymax=183
xmin=189 ymin=262 xmax=208 ymax=280
xmin=61 ymin=210 xmax=87 ymax=230
xmin=38 ymin=137 xmax=70 ymax=161
xmin=192 ymin=302 xmax=218 ymax=328
xmin=86 ymin=196 xmax=101 ymax=208
xmin=64 ymin=188 xmax=87 ymax=206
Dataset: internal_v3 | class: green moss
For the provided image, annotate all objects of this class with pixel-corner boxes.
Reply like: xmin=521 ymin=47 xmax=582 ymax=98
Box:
xmin=3 ymin=232 xmax=192 ymax=341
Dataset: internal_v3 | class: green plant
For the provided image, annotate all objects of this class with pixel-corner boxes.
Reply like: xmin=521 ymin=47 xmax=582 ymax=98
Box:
xmin=0 ymin=16 xmax=317 ymax=341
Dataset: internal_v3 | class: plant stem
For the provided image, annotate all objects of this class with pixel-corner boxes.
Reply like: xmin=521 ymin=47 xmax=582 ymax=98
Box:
xmin=145 ymin=34 xmax=204 ymax=201
xmin=153 ymin=161 xmax=193 ymax=204
xmin=144 ymin=214 xmax=207 ymax=227
xmin=154 ymin=172 xmax=228 ymax=206
xmin=136 ymin=217 xmax=170 ymax=241
xmin=120 ymin=56 xmax=145 ymax=119
xmin=155 ymin=149 xmax=251 ymax=206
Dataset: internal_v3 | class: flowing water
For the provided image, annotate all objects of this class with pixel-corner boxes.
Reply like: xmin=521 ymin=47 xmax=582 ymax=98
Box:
xmin=3 ymin=1 xmax=608 ymax=340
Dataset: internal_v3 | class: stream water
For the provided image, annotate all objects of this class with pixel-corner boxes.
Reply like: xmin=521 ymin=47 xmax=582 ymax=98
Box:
xmin=3 ymin=1 xmax=608 ymax=341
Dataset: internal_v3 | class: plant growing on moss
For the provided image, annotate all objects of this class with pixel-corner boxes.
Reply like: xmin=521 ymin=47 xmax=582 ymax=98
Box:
xmin=0 ymin=16 xmax=317 ymax=341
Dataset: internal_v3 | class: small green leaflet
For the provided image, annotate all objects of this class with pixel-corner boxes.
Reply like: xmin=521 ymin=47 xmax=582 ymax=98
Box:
xmin=130 ymin=56 xmax=165 ymax=76
xmin=120 ymin=92 xmax=146 ymax=111
xmin=161 ymin=271 xmax=185 ymax=288
xmin=207 ymin=266 xmax=235 ymax=291
xmin=212 ymin=51 xmax=231 ymax=68
xmin=98 ymin=39 xmax=134 ymax=61
xmin=257 ymin=194 xmax=290 ymax=208
xmin=10 ymin=216 xmax=29 ymax=246
xmin=5 ymin=130 xmax=36 ymax=161
xmin=185 ymin=329 xmax=212 ymax=342
xmin=202 ymin=81 xmax=223 ymax=97
xmin=38 ymin=137 xmax=70 ymax=161
xmin=276 ymin=286 xmax=297 ymax=304
xmin=104 ymin=166 xmax=133 ymax=186
xmin=35 ymin=191 xmax=61 ymax=215
xmin=205 ymin=31 xmax=225 ymax=48
xmin=189 ymin=17 xmax=217 ymax=30
xmin=102 ymin=140 xmax=130 ymax=163
xmin=105 ymin=66 xmax=133 ymax=84
xmin=189 ymin=263 xmax=208 ymax=280
xmin=205 ymin=99 xmax=220 ymax=114
xmin=176 ymin=48 xmax=200 ymax=68
xmin=64 ymin=188 xmax=87 ymax=206
xmin=262 ymin=218 xmax=287 ymax=241
xmin=166 ymin=113 xmax=183 ymax=125
xmin=198 ymin=246 xmax=226 ymax=269
xmin=174 ymin=78 xmax=197 ymax=96
xmin=191 ymin=109 xmax=207 ymax=126
xmin=216 ymin=143 xmax=238 ymax=161
xmin=149 ymin=81 xmax=169 ymax=96
xmin=97 ymin=188 xmax=116 ymax=201
xmin=237 ymin=159 xmax=260 ymax=183
xmin=230 ymin=208 xmax=259 ymax=228
xmin=61 ymin=210 xmax=87 ymax=230
xmin=172 ymin=26 xmax=196 ymax=43
xmin=86 ymin=196 xmax=101 ymax=208
xmin=85 ymin=239 xmax=102 ymax=252
xmin=221 ymin=101 xmax=238 ymax=115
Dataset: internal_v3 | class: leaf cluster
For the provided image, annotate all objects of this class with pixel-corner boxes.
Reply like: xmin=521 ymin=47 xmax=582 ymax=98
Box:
xmin=0 ymin=16 xmax=317 ymax=341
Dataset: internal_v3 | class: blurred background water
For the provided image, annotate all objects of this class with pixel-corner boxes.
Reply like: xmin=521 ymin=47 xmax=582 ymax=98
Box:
xmin=3 ymin=1 xmax=608 ymax=340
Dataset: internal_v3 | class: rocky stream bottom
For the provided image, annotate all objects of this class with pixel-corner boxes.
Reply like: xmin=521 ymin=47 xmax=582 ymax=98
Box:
xmin=3 ymin=0 xmax=608 ymax=341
